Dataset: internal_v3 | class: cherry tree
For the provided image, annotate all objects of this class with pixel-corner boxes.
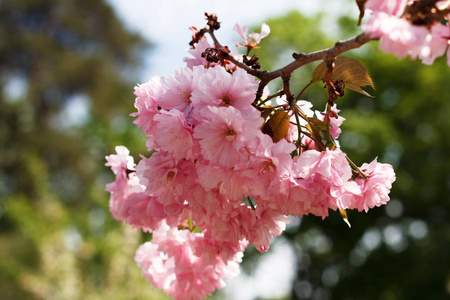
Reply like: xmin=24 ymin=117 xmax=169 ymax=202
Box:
xmin=105 ymin=1 xmax=449 ymax=299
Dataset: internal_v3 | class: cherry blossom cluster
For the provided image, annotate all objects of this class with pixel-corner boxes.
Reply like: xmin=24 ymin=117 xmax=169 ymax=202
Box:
xmin=105 ymin=13 xmax=398 ymax=300
xmin=362 ymin=0 xmax=450 ymax=64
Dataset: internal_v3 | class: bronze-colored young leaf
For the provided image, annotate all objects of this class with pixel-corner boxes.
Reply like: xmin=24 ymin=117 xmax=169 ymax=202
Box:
xmin=306 ymin=123 xmax=321 ymax=145
xmin=305 ymin=117 xmax=328 ymax=149
xmin=305 ymin=119 xmax=322 ymax=147
xmin=260 ymin=106 xmax=274 ymax=120
xmin=307 ymin=117 xmax=328 ymax=131
xmin=311 ymin=61 xmax=327 ymax=83
xmin=311 ymin=56 xmax=375 ymax=97
xmin=268 ymin=110 xmax=290 ymax=143
xmin=340 ymin=209 xmax=351 ymax=228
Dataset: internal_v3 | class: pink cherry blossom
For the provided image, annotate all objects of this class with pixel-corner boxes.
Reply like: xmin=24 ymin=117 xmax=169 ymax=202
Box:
xmin=105 ymin=147 xmax=178 ymax=231
xmin=284 ymin=180 xmax=316 ymax=216
xmin=419 ymin=23 xmax=450 ymax=65
xmin=159 ymin=66 xmax=202 ymax=115
xmin=296 ymin=149 xmax=352 ymax=185
xmin=105 ymin=145 xmax=134 ymax=174
xmin=131 ymin=77 xmax=164 ymax=136
xmin=183 ymin=39 xmax=215 ymax=69
xmin=249 ymin=206 xmax=289 ymax=252
xmin=363 ymin=12 xmax=429 ymax=59
xmin=136 ymin=152 xmax=195 ymax=216
xmin=121 ymin=193 xmax=176 ymax=231
xmin=193 ymin=106 xmax=263 ymax=168
xmin=135 ymin=241 xmax=174 ymax=289
xmin=364 ymin=0 xmax=407 ymax=16
xmin=363 ymin=4 xmax=450 ymax=64
xmin=350 ymin=158 xmax=396 ymax=212
xmin=316 ymin=104 xmax=345 ymax=140
xmin=135 ymin=222 xmax=244 ymax=300
xmin=183 ymin=39 xmax=237 ymax=70
xmin=190 ymin=231 xmax=247 ymax=268
xmin=240 ymin=137 xmax=296 ymax=201
xmin=292 ymin=149 xmax=359 ymax=217
xmin=233 ymin=23 xmax=270 ymax=49
xmin=152 ymin=109 xmax=199 ymax=161
xmin=105 ymin=146 xmax=143 ymax=220
xmin=196 ymin=161 xmax=247 ymax=203
xmin=191 ymin=67 xmax=259 ymax=118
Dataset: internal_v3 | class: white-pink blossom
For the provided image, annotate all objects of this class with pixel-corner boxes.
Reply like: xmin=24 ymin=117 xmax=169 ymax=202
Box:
xmin=233 ymin=23 xmax=270 ymax=48
xmin=364 ymin=0 xmax=407 ymax=16
xmin=419 ymin=23 xmax=450 ymax=65
xmin=183 ymin=39 xmax=214 ymax=69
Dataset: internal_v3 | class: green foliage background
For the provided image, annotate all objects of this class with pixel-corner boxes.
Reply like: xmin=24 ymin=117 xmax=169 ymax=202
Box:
xmin=0 ymin=0 xmax=169 ymax=299
xmin=1 ymin=1 xmax=449 ymax=300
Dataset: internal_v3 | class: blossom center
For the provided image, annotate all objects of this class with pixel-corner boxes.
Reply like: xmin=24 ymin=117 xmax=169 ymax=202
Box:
xmin=167 ymin=171 xmax=176 ymax=182
xmin=221 ymin=93 xmax=232 ymax=106
xmin=182 ymin=90 xmax=192 ymax=103
xmin=223 ymin=128 xmax=236 ymax=141
xmin=261 ymin=160 xmax=275 ymax=173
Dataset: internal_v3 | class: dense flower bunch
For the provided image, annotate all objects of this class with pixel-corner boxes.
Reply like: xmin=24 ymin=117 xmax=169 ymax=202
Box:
xmin=362 ymin=0 xmax=450 ymax=64
xmin=101 ymin=3 xmax=450 ymax=298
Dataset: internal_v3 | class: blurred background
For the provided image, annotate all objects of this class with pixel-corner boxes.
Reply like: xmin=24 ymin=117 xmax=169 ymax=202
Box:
xmin=1 ymin=0 xmax=449 ymax=299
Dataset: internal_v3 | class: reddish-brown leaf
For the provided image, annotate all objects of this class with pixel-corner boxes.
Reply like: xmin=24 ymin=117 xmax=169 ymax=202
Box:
xmin=268 ymin=110 xmax=290 ymax=143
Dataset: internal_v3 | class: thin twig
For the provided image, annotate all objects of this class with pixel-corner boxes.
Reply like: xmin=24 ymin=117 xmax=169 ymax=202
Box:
xmin=207 ymin=27 xmax=262 ymax=76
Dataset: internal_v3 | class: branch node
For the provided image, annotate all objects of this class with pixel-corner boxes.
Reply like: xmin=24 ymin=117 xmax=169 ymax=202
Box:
xmin=292 ymin=52 xmax=305 ymax=60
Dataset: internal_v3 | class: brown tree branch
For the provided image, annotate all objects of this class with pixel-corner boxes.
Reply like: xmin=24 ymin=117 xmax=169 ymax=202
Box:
xmin=254 ymin=32 xmax=374 ymax=99
xmin=206 ymin=25 xmax=374 ymax=101
xmin=207 ymin=27 xmax=262 ymax=76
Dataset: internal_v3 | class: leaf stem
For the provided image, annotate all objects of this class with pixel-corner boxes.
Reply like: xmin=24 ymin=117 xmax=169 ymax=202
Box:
xmin=256 ymin=91 xmax=283 ymax=107
xmin=293 ymin=105 xmax=303 ymax=150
